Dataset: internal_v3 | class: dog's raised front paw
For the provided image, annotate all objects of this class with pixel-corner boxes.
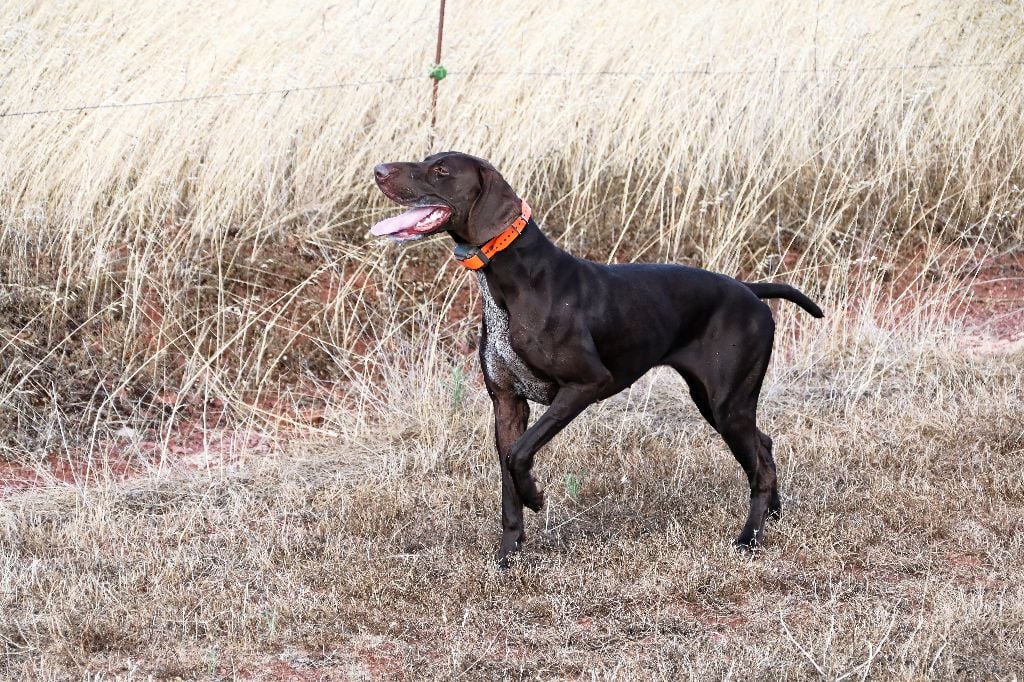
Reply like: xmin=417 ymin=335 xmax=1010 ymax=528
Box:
xmin=518 ymin=477 xmax=545 ymax=512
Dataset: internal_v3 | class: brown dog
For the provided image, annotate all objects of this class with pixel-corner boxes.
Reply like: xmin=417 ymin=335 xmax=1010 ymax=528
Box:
xmin=371 ymin=152 xmax=823 ymax=566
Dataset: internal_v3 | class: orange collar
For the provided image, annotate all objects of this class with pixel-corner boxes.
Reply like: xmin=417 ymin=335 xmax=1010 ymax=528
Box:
xmin=452 ymin=200 xmax=532 ymax=270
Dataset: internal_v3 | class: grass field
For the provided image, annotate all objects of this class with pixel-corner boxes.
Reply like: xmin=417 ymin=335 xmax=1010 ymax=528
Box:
xmin=2 ymin=0 xmax=1023 ymax=678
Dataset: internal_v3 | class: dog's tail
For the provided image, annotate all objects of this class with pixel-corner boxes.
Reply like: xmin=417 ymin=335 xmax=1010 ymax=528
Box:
xmin=745 ymin=283 xmax=824 ymax=318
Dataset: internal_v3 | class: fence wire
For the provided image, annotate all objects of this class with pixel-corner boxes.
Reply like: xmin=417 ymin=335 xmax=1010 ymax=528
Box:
xmin=1 ymin=60 xmax=1022 ymax=120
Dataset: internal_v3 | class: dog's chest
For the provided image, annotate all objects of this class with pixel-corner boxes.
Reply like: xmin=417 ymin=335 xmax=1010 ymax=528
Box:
xmin=476 ymin=274 xmax=555 ymax=405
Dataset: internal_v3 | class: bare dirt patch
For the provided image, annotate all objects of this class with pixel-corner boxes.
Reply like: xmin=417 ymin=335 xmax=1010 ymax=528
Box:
xmin=959 ymin=249 xmax=1024 ymax=352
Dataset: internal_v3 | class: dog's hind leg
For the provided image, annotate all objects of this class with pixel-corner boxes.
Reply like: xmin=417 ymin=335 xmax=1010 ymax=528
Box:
xmin=712 ymin=318 xmax=778 ymax=549
xmin=759 ymin=431 xmax=782 ymax=519
xmin=716 ymin=407 xmax=777 ymax=549
xmin=669 ymin=308 xmax=780 ymax=549
xmin=671 ymin=365 xmax=719 ymax=432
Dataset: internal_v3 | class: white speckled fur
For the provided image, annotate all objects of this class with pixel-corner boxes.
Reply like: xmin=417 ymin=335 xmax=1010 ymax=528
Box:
xmin=477 ymin=273 xmax=555 ymax=404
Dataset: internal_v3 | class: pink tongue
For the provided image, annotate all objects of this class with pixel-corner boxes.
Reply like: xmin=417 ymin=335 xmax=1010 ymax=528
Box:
xmin=371 ymin=207 xmax=435 ymax=236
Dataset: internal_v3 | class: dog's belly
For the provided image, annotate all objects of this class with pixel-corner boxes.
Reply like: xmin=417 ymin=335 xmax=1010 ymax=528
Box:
xmin=477 ymin=274 xmax=556 ymax=405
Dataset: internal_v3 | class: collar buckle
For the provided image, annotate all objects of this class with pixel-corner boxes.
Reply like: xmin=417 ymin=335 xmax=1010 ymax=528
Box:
xmin=452 ymin=243 xmax=490 ymax=269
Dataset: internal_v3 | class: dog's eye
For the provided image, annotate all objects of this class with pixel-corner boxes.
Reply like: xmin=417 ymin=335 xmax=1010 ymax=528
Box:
xmin=432 ymin=166 xmax=449 ymax=177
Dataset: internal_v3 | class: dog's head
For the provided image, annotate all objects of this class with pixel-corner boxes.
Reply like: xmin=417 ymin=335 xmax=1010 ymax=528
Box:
xmin=371 ymin=152 xmax=522 ymax=245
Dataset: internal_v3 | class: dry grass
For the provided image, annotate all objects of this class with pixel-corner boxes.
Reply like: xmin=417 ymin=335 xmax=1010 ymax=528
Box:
xmin=1 ymin=0 xmax=1024 ymax=678
xmin=2 ymin=352 xmax=1023 ymax=678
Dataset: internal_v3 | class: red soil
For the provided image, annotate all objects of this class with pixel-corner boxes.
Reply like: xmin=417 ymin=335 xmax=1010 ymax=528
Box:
xmin=958 ymin=249 xmax=1024 ymax=350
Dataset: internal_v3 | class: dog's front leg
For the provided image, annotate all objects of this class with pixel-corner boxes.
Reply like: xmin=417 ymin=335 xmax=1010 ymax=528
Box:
xmin=491 ymin=391 xmax=530 ymax=567
xmin=507 ymin=380 xmax=611 ymax=513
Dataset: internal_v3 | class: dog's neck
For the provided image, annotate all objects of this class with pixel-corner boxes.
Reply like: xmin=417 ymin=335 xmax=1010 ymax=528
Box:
xmin=467 ymin=219 xmax=564 ymax=306
xmin=449 ymin=199 xmax=531 ymax=271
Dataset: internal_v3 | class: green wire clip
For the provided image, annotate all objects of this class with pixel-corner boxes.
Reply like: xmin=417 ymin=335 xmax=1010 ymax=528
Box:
xmin=428 ymin=64 xmax=447 ymax=81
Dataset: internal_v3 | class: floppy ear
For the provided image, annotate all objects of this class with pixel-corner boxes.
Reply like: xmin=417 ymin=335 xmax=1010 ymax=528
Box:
xmin=466 ymin=165 xmax=522 ymax=243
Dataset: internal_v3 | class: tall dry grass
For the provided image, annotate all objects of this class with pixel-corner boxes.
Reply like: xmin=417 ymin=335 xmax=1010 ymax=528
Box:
xmin=2 ymin=0 xmax=1021 ymax=459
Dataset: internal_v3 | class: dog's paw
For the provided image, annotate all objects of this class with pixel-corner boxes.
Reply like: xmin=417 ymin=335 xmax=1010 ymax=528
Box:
xmin=496 ymin=547 xmax=519 ymax=571
xmin=732 ymin=530 xmax=762 ymax=553
xmin=519 ymin=478 xmax=545 ymax=513
xmin=496 ymin=531 xmax=524 ymax=569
